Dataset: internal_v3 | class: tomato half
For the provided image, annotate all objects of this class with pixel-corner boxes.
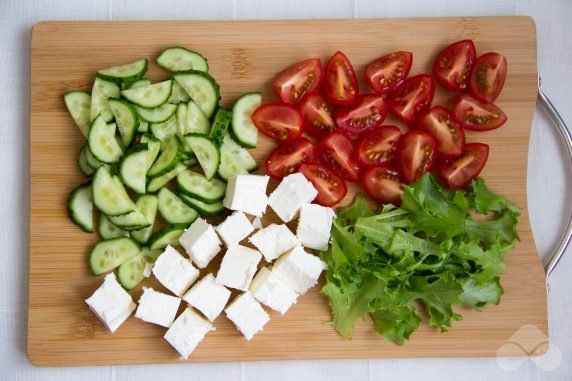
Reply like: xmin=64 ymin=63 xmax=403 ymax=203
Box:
xmin=299 ymin=164 xmax=347 ymax=207
xmin=317 ymin=132 xmax=362 ymax=182
xmin=322 ymin=51 xmax=359 ymax=106
xmin=439 ymin=143 xmax=489 ymax=188
xmin=432 ymin=40 xmax=476 ymax=91
xmin=356 ymin=125 xmax=402 ymax=167
xmin=362 ymin=166 xmax=404 ymax=205
xmin=396 ymin=131 xmax=437 ymax=184
xmin=265 ymin=137 xmax=317 ymax=180
xmin=388 ymin=74 xmax=435 ymax=125
xmin=299 ymin=93 xmax=337 ymax=139
xmin=334 ymin=94 xmax=388 ymax=135
xmin=453 ymin=94 xmax=507 ymax=131
xmin=272 ymin=58 xmax=323 ymax=104
xmin=469 ymin=52 xmax=507 ymax=103
xmin=251 ymin=103 xmax=303 ymax=141
xmin=417 ymin=106 xmax=465 ymax=159
xmin=364 ymin=51 xmax=413 ymax=95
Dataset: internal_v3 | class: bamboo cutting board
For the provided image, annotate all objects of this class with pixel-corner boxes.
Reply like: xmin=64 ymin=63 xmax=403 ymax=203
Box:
xmin=29 ymin=17 xmax=547 ymax=367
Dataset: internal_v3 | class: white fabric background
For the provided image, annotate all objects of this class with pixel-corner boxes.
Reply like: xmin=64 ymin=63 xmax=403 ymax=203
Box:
xmin=1 ymin=0 xmax=570 ymax=380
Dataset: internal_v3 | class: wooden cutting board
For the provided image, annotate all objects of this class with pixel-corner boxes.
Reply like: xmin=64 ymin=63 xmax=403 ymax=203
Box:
xmin=29 ymin=17 xmax=547 ymax=367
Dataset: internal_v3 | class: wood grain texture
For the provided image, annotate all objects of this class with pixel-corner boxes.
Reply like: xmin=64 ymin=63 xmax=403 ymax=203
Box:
xmin=29 ymin=17 xmax=546 ymax=367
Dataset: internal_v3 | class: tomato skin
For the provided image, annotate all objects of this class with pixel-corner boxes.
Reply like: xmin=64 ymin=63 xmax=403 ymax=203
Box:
xmin=265 ymin=137 xmax=317 ymax=180
xmin=388 ymin=74 xmax=435 ymax=125
xmin=299 ymin=93 xmax=337 ymax=139
xmin=439 ymin=143 xmax=489 ymax=188
xmin=362 ymin=166 xmax=404 ymax=205
xmin=469 ymin=52 xmax=507 ymax=103
xmin=317 ymin=131 xmax=362 ymax=182
xmin=299 ymin=164 xmax=347 ymax=207
xmin=364 ymin=51 xmax=413 ymax=95
xmin=356 ymin=125 xmax=402 ymax=167
xmin=395 ymin=130 xmax=437 ymax=184
xmin=432 ymin=40 xmax=476 ymax=91
xmin=417 ymin=106 xmax=465 ymax=159
xmin=334 ymin=94 xmax=388 ymax=135
xmin=251 ymin=102 xmax=303 ymax=141
xmin=453 ymin=94 xmax=507 ymax=131
xmin=322 ymin=51 xmax=359 ymax=106
xmin=272 ymin=58 xmax=323 ymax=104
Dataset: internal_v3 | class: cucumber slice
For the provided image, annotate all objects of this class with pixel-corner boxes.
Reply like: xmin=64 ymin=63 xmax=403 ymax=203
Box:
xmin=148 ymin=224 xmax=188 ymax=250
xmin=146 ymin=163 xmax=187 ymax=193
xmin=89 ymin=237 xmax=141 ymax=275
xmin=168 ymin=80 xmax=190 ymax=104
xmin=174 ymin=71 xmax=220 ymax=118
xmin=179 ymin=193 xmax=225 ymax=217
xmin=182 ymin=157 xmax=198 ymax=167
xmin=78 ymin=145 xmax=95 ymax=176
xmin=217 ymin=143 xmax=248 ymax=181
xmin=121 ymin=79 xmax=173 ymax=109
xmin=85 ymin=146 xmax=107 ymax=170
xmin=183 ymin=134 xmax=219 ymax=180
xmin=92 ymin=166 xmax=135 ymax=217
xmin=125 ymin=78 xmax=152 ymax=90
xmin=222 ymin=134 xmax=258 ymax=172
xmin=64 ymin=91 xmax=92 ymax=137
xmin=158 ymin=188 xmax=199 ymax=224
xmin=185 ymin=100 xmax=210 ymax=134
xmin=157 ymin=46 xmax=209 ymax=73
xmin=147 ymin=137 xmax=181 ymax=178
xmin=108 ymin=208 xmax=151 ymax=231
xmin=117 ymin=247 xmax=162 ymax=290
xmin=88 ymin=115 xmax=124 ymax=164
xmin=108 ymin=98 xmax=139 ymax=146
xmin=119 ymin=144 xmax=148 ymax=194
xmin=96 ymin=58 xmax=148 ymax=84
xmin=135 ymin=103 xmax=177 ymax=123
xmin=140 ymin=133 xmax=161 ymax=171
xmin=231 ymin=92 xmax=261 ymax=148
xmin=150 ymin=115 xmax=177 ymax=142
xmin=90 ymin=78 xmax=120 ymax=122
xmin=138 ymin=120 xmax=149 ymax=133
xmin=68 ymin=183 xmax=93 ymax=233
xmin=177 ymin=170 xmax=226 ymax=203
xmin=209 ymin=107 xmax=232 ymax=146
xmin=98 ymin=214 xmax=128 ymax=239
xmin=130 ymin=195 xmax=158 ymax=244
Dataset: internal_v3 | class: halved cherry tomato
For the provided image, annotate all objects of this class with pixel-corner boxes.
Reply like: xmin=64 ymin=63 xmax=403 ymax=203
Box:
xmin=469 ymin=52 xmax=507 ymax=103
xmin=299 ymin=93 xmax=337 ymax=139
xmin=334 ymin=94 xmax=388 ymax=135
xmin=272 ymin=58 xmax=323 ymax=104
xmin=356 ymin=125 xmax=402 ymax=167
xmin=322 ymin=51 xmax=359 ymax=106
xmin=453 ymin=94 xmax=507 ymax=131
xmin=417 ymin=106 xmax=465 ymax=159
xmin=252 ymin=103 xmax=303 ymax=141
xmin=265 ymin=137 xmax=317 ymax=180
xmin=364 ymin=51 xmax=413 ymax=95
xmin=317 ymin=131 xmax=362 ymax=182
xmin=432 ymin=40 xmax=476 ymax=91
xmin=396 ymin=130 xmax=437 ymax=184
xmin=388 ymin=74 xmax=435 ymax=125
xmin=362 ymin=166 xmax=404 ymax=205
xmin=299 ymin=164 xmax=347 ymax=207
xmin=439 ymin=143 xmax=489 ymax=188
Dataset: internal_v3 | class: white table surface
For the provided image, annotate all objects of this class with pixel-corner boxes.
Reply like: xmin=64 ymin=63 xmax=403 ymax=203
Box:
xmin=1 ymin=0 xmax=571 ymax=379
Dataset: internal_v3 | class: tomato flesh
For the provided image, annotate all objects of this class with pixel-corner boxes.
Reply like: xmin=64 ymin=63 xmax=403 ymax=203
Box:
xmin=272 ymin=58 xmax=323 ymax=104
xmin=388 ymin=74 xmax=435 ymax=125
xmin=432 ymin=40 xmax=476 ymax=91
xmin=453 ymin=94 xmax=507 ymax=131
xmin=299 ymin=93 xmax=337 ymax=139
xmin=318 ymin=131 xmax=362 ymax=182
xmin=439 ymin=143 xmax=489 ymax=188
xmin=365 ymin=51 xmax=413 ymax=95
xmin=322 ymin=51 xmax=359 ymax=106
xmin=363 ymin=166 xmax=403 ymax=205
xmin=417 ymin=106 xmax=465 ymax=159
xmin=356 ymin=125 xmax=402 ymax=167
xmin=396 ymin=130 xmax=437 ymax=184
xmin=469 ymin=52 xmax=507 ymax=103
xmin=265 ymin=137 xmax=317 ymax=180
xmin=252 ymin=102 xmax=303 ymax=141
xmin=334 ymin=94 xmax=388 ymax=135
xmin=299 ymin=164 xmax=347 ymax=207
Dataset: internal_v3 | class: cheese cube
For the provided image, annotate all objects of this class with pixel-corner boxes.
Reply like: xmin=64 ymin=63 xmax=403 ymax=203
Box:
xmin=85 ymin=273 xmax=135 ymax=333
xmin=225 ymin=292 xmax=270 ymax=341
xmin=216 ymin=244 xmax=262 ymax=291
xmin=152 ymin=245 xmax=199 ymax=297
xmin=183 ymin=274 xmax=231 ymax=322
xmin=268 ymin=173 xmax=318 ymax=223
xmin=272 ymin=245 xmax=326 ymax=295
xmin=252 ymin=216 xmax=263 ymax=230
xmin=164 ymin=308 xmax=215 ymax=360
xmin=216 ymin=211 xmax=255 ymax=247
xmin=250 ymin=267 xmax=298 ymax=315
xmin=135 ymin=287 xmax=181 ymax=327
xmin=296 ymin=203 xmax=335 ymax=251
xmin=223 ymin=174 xmax=269 ymax=217
xmin=179 ymin=218 xmax=222 ymax=269
xmin=248 ymin=223 xmax=299 ymax=262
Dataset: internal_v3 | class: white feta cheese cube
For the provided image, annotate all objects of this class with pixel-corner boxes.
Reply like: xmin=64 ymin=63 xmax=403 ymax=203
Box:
xmin=296 ymin=203 xmax=335 ymax=251
xmin=183 ymin=274 xmax=231 ymax=322
xmin=252 ymin=216 xmax=263 ymax=230
xmin=164 ymin=307 xmax=215 ymax=360
xmin=135 ymin=287 xmax=181 ymax=327
xmin=223 ymin=174 xmax=269 ymax=217
xmin=225 ymin=292 xmax=270 ymax=341
xmin=250 ymin=267 xmax=298 ymax=315
xmin=152 ymin=245 xmax=199 ymax=297
xmin=85 ymin=273 xmax=135 ymax=333
xmin=179 ymin=218 xmax=222 ymax=269
xmin=248 ymin=223 xmax=299 ymax=262
xmin=216 ymin=244 xmax=262 ymax=291
xmin=215 ymin=211 xmax=255 ymax=247
xmin=268 ymin=173 xmax=318 ymax=223
xmin=272 ymin=245 xmax=326 ymax=295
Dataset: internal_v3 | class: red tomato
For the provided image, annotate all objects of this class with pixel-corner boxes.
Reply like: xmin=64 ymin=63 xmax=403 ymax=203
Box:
xmin=396 ymin=131 xmax=437 ymax=184
xmin=356 ymin=125 xmax=402 ymax=167
xmin=252 ymin=103 xmax=303 ymax=141
xmin=432 ymin=40 xmax=476 ymax=91
xmin=469 ymin=52 xmax=507 ymax=103
xmin=317 ymin=132 xmax=362 ymax=182
xmin=364 ymin=51 xmax=413 ymax=95
xmin=453 ymin=94 xmax=507 ymax=131
xmin=272 ymin=58 xmax=323 ymax=104
xmin=299 ymin=164 xmax=347 ymax=207
xmin=265 ymin=137 xmax=317 ymax=180
xmin=388 ymin=74 xmax=435 ymax=125
xmin=417 ymin=106 xmax=465 ymax=159
xmin=322 ymin=51 xmax=359 ymax=106
xmin=334 ymin=94 xmax=388 ymax=135
xmin=439 ymin=143 xmax=489 ymax=188
xmin=299 ymin=93 xmax=337 ymax=139
xmin=362 ymin=166 xmax=404 ymax=205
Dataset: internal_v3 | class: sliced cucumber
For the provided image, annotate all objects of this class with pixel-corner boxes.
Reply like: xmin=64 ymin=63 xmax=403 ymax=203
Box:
xmin=121 ymin=79 xmax=173 ymax=109
xmin=209 ymin=107 xmax=232 ymax=146
xmin=183 ymin=157 xmax=198 ymax=167
xmin=96 ymin=58 xmax=148 ymax=84
xmin=147 ymin=163 xmax=187 ymax=193
xmin=179 ymin=193 xmax=225 ymax=217
xmin=150 ymin=115 xmax=177 ymax=142
xmin=157 ymin=46 xmax=209 ymax=73
xmin=90 ymin=78 xmax=120 ymax=122
xmin=231 ymin=92 xmax=261 ymax=148
xmin=117 ymin=247 xmax=161 ymax=290
xmin=68 ymin=183 xmax=93 ymax=233
xmin=158 ymin=188 xmax=199 ymax=224
xmin=89 ymin=237 xmax=141 ymax=275
xmin=177 ymin=170 xmax=226 ymax=203
xmin=119 ymin=144 xmax=148 ymax=194
xmin=98 ymin=214 xmax=128 ymax=239
xmin=78 ymin=145 xmax=95 ymax=176
xmin=125 ymin=78 xmax=152 ymax=90
xmin=130 ymin=195 xmax=158 ymax=244
xmin=140 ymin=133 xmax=161 ymax=171
xmin=183 ymin=134 xmax=219 ymax=180
xmin=92 ymin=166 xmax=135 ymax=216
xmin=222 ymin=134 xmax=258 ymax=172
xmin=185 ymin=100 xmax=210 ymax=134
xmin=217 ymin=143 xmax=248 ymax=181
xmin=147 ymin=137 xmax=181 ymax=178
xmin=135 ymin=103 xmax=177 ymax=123
xmin=88 ymin=115 xmax=124 ymax=164
xmin=174 ymin=71 xmax=220 ymax=118
xmin=148 ymin=224 xmax=188 ymax=250
xmin=168 ymin=80 xmax=190 ymax=104
xmin=108 ymin=98 xmax=139 ymax=146
xmin=85 ymin=146 xmax=107 ymax=170
xmin=108 ymin=208 xmax=151 ymax=231
xmin=64 ymin=91 xmax=91 ymax=137
xmin=138 ymin=120 xmax=149 ymax=133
